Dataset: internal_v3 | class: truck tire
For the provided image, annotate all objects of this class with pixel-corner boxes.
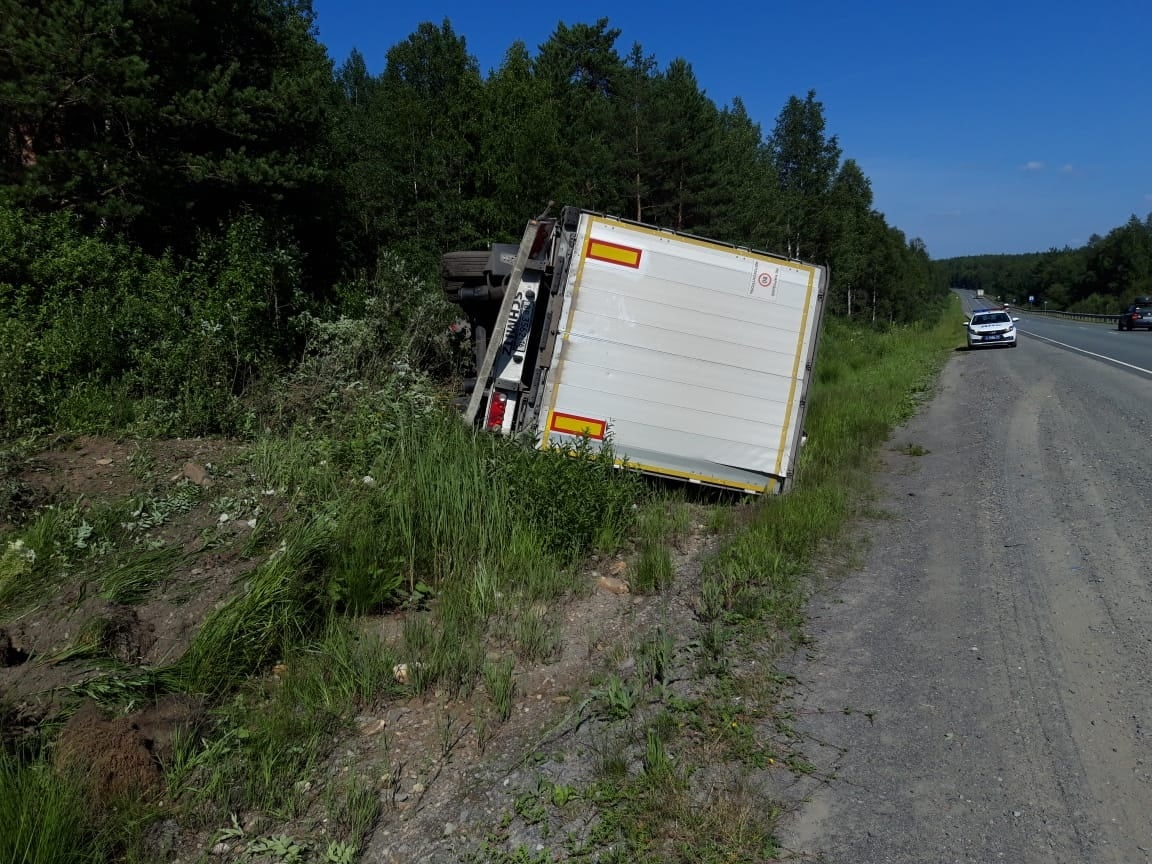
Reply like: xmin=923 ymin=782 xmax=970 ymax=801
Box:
xmin=442 ymin=251 xmax=489 ymax=302
xmin=441 ymin=251 xmax=489 ymax=280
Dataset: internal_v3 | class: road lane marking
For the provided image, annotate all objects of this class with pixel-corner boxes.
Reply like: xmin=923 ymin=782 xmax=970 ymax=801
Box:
xmin=1018 ymin=329 xmax=1152 ymax=376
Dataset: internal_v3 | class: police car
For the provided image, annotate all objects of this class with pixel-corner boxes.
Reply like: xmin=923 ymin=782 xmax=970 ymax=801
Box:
xmin=965 ymin=309 xmax=1019 ymax=349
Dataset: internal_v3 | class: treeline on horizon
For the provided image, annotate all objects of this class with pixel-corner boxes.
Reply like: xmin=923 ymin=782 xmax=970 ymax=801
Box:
xmin=936 ymin=213 xmax=1152 ymax=313
xmin=1 ymin=1 xmax=943 ymax=436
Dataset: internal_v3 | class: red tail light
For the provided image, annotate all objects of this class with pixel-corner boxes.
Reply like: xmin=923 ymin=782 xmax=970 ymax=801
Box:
xmin=529 ymin=221 xmax=553 ymax=257
xmin=486 ymin=392 xmax=508 ymax=430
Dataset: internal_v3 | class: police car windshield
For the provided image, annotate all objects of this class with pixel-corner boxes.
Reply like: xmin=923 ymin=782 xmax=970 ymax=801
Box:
xmin=972 ymin=312 xmax=1010 ymax=325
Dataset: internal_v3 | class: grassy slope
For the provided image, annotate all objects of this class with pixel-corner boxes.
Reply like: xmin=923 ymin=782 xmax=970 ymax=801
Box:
xmin=0 ymin=300 xmax=963 ymax=864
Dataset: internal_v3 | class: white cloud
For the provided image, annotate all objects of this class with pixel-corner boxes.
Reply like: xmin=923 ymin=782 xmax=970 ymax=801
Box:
xmin=1060 ymin=164 xmax=1074 ymax=174
xmin=1145 ymin=193 xmax=1152 ymax=203
xmin=1024 ymin=161 xmax=1044 ymax=171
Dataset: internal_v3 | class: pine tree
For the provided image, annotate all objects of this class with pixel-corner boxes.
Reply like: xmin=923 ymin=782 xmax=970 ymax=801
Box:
xmin=826 ymin=158 xmax=874 ymax=315
xmin=331 ymin=49 xmax=392 ymax=264
xmin=1 ymin=0 xmax=337 ymax=251
xmin=475 ymin=41 xmax=563 ymax=235
xmin=535 ymin=19 xmax=625 ymax=211
xmin=768 ymin=90 xmax=841 ymax=260
xmin=0 ymin=0 xmax=153 ymax=221
xmin=649 ymin=58 xmax=718 ymax=231
xmin=698 ymin=99 xmax=781 ymax=250
xmin=378 ymin=19 xmax=484 ymax=258
xmin=614 ymin=43 xmax=661 ymax=222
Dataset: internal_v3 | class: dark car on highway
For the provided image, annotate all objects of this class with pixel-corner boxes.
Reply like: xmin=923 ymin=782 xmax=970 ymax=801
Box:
xmin=1117 ymin=297 xmax=1152 ymax=331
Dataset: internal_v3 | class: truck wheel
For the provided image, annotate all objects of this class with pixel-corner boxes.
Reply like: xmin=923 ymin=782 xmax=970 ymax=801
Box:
xmin=441 ymin=251 xmax=489 ymax=280
xmin=442 ymin=251 xmax=490 ymax=302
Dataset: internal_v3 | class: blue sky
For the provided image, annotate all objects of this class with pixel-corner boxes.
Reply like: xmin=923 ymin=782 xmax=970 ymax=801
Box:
xmin=311 ymin=0 xmax=1151 ymax=260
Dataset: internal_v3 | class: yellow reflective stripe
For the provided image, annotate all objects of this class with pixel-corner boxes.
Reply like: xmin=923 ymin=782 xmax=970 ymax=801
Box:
xmin=589 ymin=215 xmax=817 ymax=274
xmin=615 ymin=459 xmax=775 ymax=493
xmin=774 ymin=265 xmax=817 ymax=477
xmin=548 ymin=412 xmax=606 ymax=439
xmin=587 ymin=239 xmax=641 ymax=267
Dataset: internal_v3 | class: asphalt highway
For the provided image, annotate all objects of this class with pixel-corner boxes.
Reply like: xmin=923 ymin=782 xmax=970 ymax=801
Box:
xmin=779 ymin=295 xmax=1152 ymax=863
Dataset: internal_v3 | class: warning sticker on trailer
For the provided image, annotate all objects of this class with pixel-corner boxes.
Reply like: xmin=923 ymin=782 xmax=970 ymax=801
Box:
xmin=548 ymin=411 xmax=607 ymax=440
xmin=587 ymin=239 xmax=642 ymax=269
xmin=751 ymin=265 xmax=780 ymax=300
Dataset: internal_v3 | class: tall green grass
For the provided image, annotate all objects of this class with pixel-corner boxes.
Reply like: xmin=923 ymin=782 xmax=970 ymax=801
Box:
xmin=0 ymin=507 xmax=70 ymax=613
xmin=0 ymin=751 xmax=108 ymax=864
xmin=173 ymin=410 xmax=642 ymax=696
xmin=100 ymin=545 xmax=184 ymax=604
xmin=175 ymin=518 xmax=331 ymax=693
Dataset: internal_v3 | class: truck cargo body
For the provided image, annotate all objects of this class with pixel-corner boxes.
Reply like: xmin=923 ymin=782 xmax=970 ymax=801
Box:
xmin=450 ymin=207 xmax=828 ymax=494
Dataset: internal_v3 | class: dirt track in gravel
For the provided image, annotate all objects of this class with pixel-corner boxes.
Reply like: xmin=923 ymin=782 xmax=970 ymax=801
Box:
xmin=779 ymin=331 xmax=1152 ymax=863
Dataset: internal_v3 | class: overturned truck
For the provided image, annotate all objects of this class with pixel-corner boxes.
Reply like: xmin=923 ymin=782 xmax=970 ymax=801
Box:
xmin=443 ymin=206 xmax=829 ymax=494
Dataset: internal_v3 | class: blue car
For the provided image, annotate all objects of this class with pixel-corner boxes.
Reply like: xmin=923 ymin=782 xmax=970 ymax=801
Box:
xmin=1117 ymin=298 xmax=1152 ymax=331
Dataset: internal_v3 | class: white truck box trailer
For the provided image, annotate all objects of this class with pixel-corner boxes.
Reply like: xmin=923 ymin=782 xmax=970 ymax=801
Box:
xmin=444 ymin=207 xmax=829 ymax=494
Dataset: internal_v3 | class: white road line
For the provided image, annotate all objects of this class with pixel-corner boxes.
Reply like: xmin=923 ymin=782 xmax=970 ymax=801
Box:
xmin=1019 ymin=329 xmax=1152 ymax=376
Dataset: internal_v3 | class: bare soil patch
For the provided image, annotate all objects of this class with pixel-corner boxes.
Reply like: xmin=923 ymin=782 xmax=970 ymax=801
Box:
xmin=1 ymin=435 xmax=254 ymax=726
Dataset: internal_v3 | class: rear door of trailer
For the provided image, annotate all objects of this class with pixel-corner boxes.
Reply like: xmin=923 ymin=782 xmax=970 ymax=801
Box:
xmin=535 ymin=213 xmax=827 ymax=493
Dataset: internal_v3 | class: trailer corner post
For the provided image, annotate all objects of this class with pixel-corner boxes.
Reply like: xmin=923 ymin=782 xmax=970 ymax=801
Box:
xmin=462 ymin=219 xmax=549 ymax=428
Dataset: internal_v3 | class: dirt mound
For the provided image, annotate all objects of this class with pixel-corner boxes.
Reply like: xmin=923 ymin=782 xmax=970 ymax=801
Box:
xmin=8 ymin=597 xmax=146 ymax=662
xmin=17 ymin=435 xmax=242 ymax=504
xmin=132 ymin=693 xmax=207 ymax=764
xmin=1 ymin=433 xmax=254 ymax=745
xmin=55 ymin=696 xmax=205 ymax=809
xmin=56 ymin=702 xmax=164 ymax=807
xmin=104 ymin=606 xmax=147 ymax=664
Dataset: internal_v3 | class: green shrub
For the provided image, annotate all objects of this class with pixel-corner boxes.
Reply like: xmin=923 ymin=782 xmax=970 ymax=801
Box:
xmin=0 ymin=204 xmax=302 ymax=437
xmin=502 ymin=433 xmax=641 ymax=560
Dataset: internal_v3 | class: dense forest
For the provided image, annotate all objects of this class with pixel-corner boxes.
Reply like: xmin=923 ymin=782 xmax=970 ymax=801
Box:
xmin=2 ymin=1 xmax=944 ymax=436
xmin=936 ymin=214 xmax=1152 ymax=313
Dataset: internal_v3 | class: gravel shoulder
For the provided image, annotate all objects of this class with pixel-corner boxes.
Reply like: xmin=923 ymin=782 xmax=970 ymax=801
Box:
xmin=779 ymin=338 xmax=1152 ymax=863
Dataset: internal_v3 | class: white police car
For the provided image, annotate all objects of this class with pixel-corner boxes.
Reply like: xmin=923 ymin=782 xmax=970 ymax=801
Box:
xmin=966 ymin=309 xmax=1019 ymax=349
